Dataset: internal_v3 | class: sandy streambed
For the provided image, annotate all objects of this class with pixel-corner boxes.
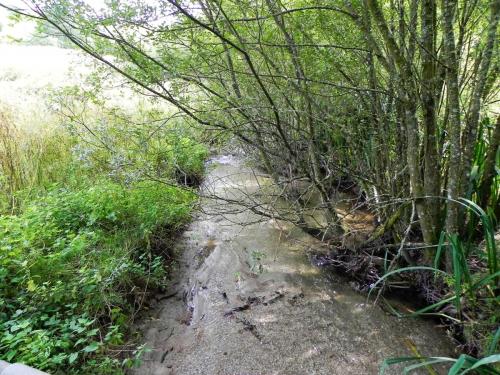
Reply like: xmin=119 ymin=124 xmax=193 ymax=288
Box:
xmin=130 ymin=155 xmax=453 ymax=375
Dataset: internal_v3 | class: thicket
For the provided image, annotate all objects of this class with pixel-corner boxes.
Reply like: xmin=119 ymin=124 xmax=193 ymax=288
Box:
xmin=0 ymin=0 xmax=498 ymax=372
xmin=0 ymin=106 xmax=207 ymax=373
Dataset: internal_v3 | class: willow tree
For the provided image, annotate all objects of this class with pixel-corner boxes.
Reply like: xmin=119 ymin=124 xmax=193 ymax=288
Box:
xmin=356 ymin=0 xmax=499 ymax=264
xmin=2 ymin=0 xmax=498 ymax=265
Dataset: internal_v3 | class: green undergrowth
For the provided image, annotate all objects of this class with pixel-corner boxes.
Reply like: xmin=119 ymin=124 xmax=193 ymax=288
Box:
xmin=375 ymin=199 xmax=499 ymax=374
xmin=0 ymin=103 xmax=209 ymax=373
xmin=0 ymin=180 xmax=196 ymax=373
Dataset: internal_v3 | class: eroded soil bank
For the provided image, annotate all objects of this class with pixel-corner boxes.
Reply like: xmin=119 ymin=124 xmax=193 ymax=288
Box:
xmin=131 ymin=155 xmax=453 ymax=375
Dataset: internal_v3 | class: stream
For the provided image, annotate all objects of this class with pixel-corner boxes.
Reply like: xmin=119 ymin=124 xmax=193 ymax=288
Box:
xmin=131 ymin=155 xmax=453 ymax=375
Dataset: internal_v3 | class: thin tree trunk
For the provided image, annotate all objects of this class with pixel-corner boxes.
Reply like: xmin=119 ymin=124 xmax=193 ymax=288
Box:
xmin=421 ymin=0 xmax=441 ymax=245
xmin=442 ymin=0 xmax=463 ymax=271
xmin=265 ymin=0 xmax=343 ymax=234
xmin=480 ymin=115 xmax=500 ymax=210
xmin=462 ymin=0 xmax=500 ymax=197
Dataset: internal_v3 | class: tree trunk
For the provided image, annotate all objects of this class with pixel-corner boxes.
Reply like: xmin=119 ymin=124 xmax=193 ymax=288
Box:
xmin=442 ymin=0 xmax=463 ymax=271
xmin=421 ymin=0 xmax=441 ymax=244
xmin=462 ymin=0 xmax=500 ymax=198
xmin=480 ymin=115 xmax=500 ymax=210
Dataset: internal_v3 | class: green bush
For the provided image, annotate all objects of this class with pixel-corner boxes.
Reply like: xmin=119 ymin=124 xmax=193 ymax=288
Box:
xmin=160 ymin=135 xmax=209 ymax=186
xmin=0 ymin=180 xmax=195 ymax=373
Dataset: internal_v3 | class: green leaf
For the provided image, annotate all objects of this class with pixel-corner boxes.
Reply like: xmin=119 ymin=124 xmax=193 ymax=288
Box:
xmin=448 ymin=354 xmax=466 ymax=374
xmin=27 ymin=279 xmax=37 ymax=292
xmin=487 ymin=328 xmax=500 ymax=356
xmin=6 ymin=349 xmax=16 ymax=361
xmin=82 ymin=342 xmax=100 ymax=353
xmin=68 ymin=352 xmax=78 ymax=364
xmin=461 ymin=354 xmax=500 ymax=374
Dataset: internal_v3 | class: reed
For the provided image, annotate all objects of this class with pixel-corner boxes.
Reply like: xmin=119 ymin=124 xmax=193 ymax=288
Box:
xmin=373 ymin=197 xmax=499 ymax=373
xmin=0 ymin=108 xmax=73 ymax=212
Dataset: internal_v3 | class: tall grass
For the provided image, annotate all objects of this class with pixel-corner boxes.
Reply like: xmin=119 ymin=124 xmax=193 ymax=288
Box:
xmin=372 ymin=199 xmax=499 ymax=373
xmin=0 ymin=108 xmax=74 ymax=212
xmin=380 ymin=351 xmax=500 ymax=375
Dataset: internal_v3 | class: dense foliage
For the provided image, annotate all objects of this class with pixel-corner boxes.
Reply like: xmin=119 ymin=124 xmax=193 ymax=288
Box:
xmin=0 ymin=181 xmax=194 ymax=373
xmin=0 ymin=103 xmax=207 ymax=372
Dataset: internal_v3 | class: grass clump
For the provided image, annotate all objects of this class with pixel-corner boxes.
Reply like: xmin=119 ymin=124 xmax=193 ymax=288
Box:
xmin=0 ymin=109 xmax=75 ymax=211
xmin=373 ymin=199 xmax=499 ymax=374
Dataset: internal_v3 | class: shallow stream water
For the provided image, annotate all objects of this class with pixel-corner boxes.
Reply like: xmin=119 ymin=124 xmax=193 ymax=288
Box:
xmin=131 ymin=155 xmax=453 ymax=375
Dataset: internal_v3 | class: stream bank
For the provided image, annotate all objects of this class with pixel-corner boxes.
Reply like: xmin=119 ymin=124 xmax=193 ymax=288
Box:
xmin=130 ymin=155 xmax=454 ymax=375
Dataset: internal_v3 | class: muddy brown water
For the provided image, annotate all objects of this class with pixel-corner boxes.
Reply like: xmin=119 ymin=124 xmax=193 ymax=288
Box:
xmin=130 ymin=155 xmax=454 ymax=375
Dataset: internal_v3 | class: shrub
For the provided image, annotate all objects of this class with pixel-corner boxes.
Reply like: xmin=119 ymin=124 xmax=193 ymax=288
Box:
xmin=0 ymin=180 xmax=195 ymax=373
